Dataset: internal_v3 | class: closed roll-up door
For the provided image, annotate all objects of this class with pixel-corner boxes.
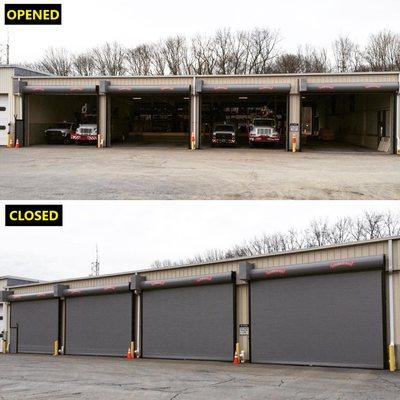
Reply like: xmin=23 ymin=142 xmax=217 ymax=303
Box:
xmin=251 ymin=270 xmax=384 ymax=368
xmin=10 ymin=299 xmax=59 ymax=354
xmin=142 ymin=283 xmax=235 ymax=361
xmin=65 ymin=293 xmax=133 ymax=356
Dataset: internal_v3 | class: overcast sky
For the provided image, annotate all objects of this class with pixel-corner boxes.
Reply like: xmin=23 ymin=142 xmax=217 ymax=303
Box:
xmin=1 ymin=0 xmax=400 ymax=63
xmin=0 ymin=201 xmax=398 ymax=282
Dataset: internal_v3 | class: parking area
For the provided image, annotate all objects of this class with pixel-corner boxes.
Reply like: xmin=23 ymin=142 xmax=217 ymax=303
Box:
xmin=0 ymin=146 xmax=399 ymax=200
xmin=0 ymin=355 xmax=399 ymax=400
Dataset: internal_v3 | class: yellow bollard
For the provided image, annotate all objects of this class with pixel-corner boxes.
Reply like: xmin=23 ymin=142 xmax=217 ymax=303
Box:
xmin=130 ymin=341 xmax=135 ymax=359
xmin=389 ymin=345 xmax=396 ymax=372
xmin=53 ymin=340 xmax=59 ymax=356
xmin=191 ymin=133 xmax=196 ymax=150
xmin=291 ymin=133 xmax=297 ymax=153
xmin=235 ymin=342 xmax=240 ymax=356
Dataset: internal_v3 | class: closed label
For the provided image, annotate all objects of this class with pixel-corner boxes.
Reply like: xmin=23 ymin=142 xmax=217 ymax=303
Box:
xmin=5 ymin=205 xmax=63 ymax=226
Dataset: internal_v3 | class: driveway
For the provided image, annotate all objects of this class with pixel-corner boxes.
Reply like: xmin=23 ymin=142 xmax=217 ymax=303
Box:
xmin=1 ymin=355 xmax=399 ymax=400
xmin=1 ymin=146 xmax=399 ymax=199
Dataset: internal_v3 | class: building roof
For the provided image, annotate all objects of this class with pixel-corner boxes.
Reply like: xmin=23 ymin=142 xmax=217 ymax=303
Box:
xmin=0 ymin=64 xmax=51 ymax=76
xmin=0 ymin=275 xmax=40 ymax=281
xmin=6 ymin=236 xmax=399 ymax=290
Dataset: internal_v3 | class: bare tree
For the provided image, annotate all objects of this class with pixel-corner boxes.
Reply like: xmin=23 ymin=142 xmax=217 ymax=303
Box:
xmin=150 ymin=42 xmax=167 ymax=75
xmin=72 ymin=51 xmax=96 ymax=76
xmin=245 ymin=28 xmax=280 ymax=73
xmin=30 ymin=28 xmax=400 ymax=77
xmin=161 ymin=36 xmax=189 ymax=75
xmin=125 ymin=44 xmax=153 ymax=76
xmin=92 ymin=42 xmax=126 ymax=76
xmin=189 ymin=35 xmax=217 ymax=74
xmin=213 ymin=28 xmax=235 ymax=74
xmin=364 ymin=30 xmax=400 ymax=71
xmin=333 ymin=36 xmax=363 ymax=72
xmin=150 ymin=211 xmax=400 ymax=269
xmin=35 ymin=47 xmax=73 ymax=76
xmin=299 ymin=45 xmax=330 ymax=73
xmin=272 ymin=53 xmax=303 ymax=73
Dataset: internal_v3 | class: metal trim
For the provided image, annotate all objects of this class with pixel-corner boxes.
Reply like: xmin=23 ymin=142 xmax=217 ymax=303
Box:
xmin=9 ymin=292 xmax=54 ymax=302
xmin=140 ymin=272 xmax=235 ymax=291
xmin=244 ymin=255 xmax=385 ymax=281
xmin=107 ymin=85 xmax=190 ymax=94
xmin=202 ymin=84 xmax=291 ymax=94
xmin=63 ymin=284 xmax=130 ymax=298
xmin=22 ymin=86 xmax=97 ymax=94
xmin=304 ymin=82 xmax=399 ymax=93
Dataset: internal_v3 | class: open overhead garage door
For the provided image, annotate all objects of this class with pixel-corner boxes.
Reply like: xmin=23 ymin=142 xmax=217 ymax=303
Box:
xmin=300 ymin=81 xmax=399 ymax=153
xmin=15 ymin=83 xmax=98 ymax=146
xmin=64 ymin=284 xmax=133 ymax=356
xmin=139 ymin=272 xmax=236 ymax=361
xmin=246 ymin=255 xmax=385 ymax=369
xmin=9 ymin=292 xmax=59 ymax=354
xmin=200 ymin=83 xmax=290 ymax=148
xmin=107 ymin=84 xmax=191 ymax=147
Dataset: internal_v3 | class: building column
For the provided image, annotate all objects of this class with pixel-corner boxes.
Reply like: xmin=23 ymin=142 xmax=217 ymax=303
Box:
xmin=289 ymin=93 xmax=301 ymax=151
xmin=3 ymin=302 xmax=9 ymax=353
xmin=396 ymin=93 xmax=400 ymax=155
xmin=190 ymin=77 xmax=200 ymax=149
xmin=10 ymin=94 xmax=23 ymax=143
xmin=98 ymin=94 xmax=108 ymax=147
xmin=236 ymin=284 xmax=250 ymax=361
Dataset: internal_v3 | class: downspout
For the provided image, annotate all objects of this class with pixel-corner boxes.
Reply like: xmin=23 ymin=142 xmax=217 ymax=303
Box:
xmin=397 ymin=74 xmax=400 ymax=155
xmin=192 ymin=76 xmax=197 ymax=150
xmin=136 ymin=291 xmax=141 ymax=357
xmin=6 ymin=301 xmax=11 ymax=353
xmin=388 ymin=239 xmax=396 ymax=371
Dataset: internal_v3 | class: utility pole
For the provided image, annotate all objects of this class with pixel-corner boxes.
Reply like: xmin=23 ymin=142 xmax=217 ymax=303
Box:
xmin=90 ymin=244 xmax=100 ymax=276
xmin=6 ymin=30 xmax=9 ymax=65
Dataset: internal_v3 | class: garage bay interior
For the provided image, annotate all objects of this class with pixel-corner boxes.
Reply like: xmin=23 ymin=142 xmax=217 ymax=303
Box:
xmin=108 ymin=87 xmax=191 ymax=148
xmin=25 ymin=94 xmax=97 ymax=146
xmin=201 ymin=93 xmax=288 ymax=148
xmin=301 ymin=92 xmax=396 ymax=153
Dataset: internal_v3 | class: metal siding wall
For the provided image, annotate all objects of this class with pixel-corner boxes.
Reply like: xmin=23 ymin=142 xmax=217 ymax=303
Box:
xmin=0 ymin=69 xmax=13 ymax=93
xmin=394 ymin=272 xmax=400 ymax=363
xmin=392 ymin=240 xmax=400 ymax=363
xmin=21 ymin=77 xmax=100 ymax=86
xmin=305 ymin=74 xmax=398 ymax=84
xmin=20 ymin=73 xmax=399 ymax=90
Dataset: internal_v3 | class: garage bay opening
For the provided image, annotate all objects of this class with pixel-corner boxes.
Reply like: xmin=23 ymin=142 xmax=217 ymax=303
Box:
xmin=25 ymin=93 xmax=98 ymax=146
xmin=300 ymin=92 xmax=396 ymax=153
xmin=201 ymin=90 xmax=288 ymax=149
xmin=109 ymin=93 xmax=190 ymax=148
